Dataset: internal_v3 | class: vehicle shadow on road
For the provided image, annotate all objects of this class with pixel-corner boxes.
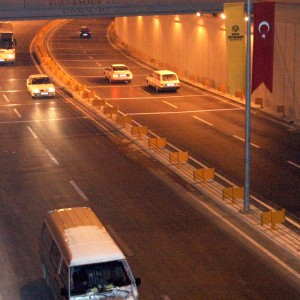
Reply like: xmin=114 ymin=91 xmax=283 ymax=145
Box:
xmin=20 ymin=279 xmax=53 ymax=300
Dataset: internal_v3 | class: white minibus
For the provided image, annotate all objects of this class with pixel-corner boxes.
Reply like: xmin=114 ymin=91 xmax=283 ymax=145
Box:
xmin=40 ymin=207 xmax=140 ymax=299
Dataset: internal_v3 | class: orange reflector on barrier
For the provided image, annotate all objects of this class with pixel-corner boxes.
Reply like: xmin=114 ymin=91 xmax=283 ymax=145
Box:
xmin=148 ymin=137 xmax=166 ymax=149
xmin=131 ymin=126 xmax=148 ymax=137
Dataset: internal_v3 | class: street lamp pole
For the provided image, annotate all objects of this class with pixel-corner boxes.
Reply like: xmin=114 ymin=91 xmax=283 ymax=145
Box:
xmin=244 ymin=0 xmax=252 ymax=213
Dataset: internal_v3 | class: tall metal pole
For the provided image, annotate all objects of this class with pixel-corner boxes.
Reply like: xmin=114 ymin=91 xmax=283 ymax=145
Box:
xmin=244 ymin=0 xmax=252 ymax=213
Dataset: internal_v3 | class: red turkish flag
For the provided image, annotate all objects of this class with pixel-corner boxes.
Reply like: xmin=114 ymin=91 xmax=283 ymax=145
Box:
xmin=252 ymin=2 xmax=275 ymax=93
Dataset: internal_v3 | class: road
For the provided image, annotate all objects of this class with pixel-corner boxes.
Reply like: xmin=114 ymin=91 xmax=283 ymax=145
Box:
xmin=49 ymin=18 xmax=300 ymax=218
xmin=0 ymin=19 xmax=299 ymax=299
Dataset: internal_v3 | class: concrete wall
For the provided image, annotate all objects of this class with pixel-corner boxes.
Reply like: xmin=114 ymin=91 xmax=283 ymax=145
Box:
xmin=115 ymin=6 xmax=300 ymax=121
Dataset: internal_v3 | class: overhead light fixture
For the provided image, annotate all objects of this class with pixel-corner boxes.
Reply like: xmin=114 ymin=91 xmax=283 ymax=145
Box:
xmin=221 ymin=13 xmax=226 ymax=20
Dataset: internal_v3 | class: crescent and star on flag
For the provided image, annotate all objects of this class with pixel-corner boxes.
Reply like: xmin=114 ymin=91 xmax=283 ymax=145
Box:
xmin=258 ymin=21 xmax=270 ymax=39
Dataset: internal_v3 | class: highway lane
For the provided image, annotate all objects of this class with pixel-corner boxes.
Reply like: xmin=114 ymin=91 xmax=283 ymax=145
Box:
xmin=1 ymin=19 xmax=300 ymax=300
xmin=49 ymin=18 xmax=300 ymax=217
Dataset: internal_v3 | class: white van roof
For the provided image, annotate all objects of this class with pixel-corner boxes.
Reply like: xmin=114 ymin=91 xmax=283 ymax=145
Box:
xmin=45 ymin=207 xmax=125 ymax=266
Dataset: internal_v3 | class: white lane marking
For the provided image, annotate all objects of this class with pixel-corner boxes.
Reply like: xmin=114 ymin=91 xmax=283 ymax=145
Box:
xmin=3 ymin=95 xmax=10 ymax=102
xmin=70 ymin=180 xmax=89 ymax=201
xmin=13 ymin=108 xmax=22 ymax=118
xmin=161 ymin=295 xmax=171 ymax=300
xmin=83 ymin=50 xmax=86 ymax=54
xmin=105 ymin=225 xmax=133 ymax=257
xmin=287 ymin=160 xmax=300 ymax=169
xmin=162 ymin=100 xmax=178 ymax=109
xmin=27 ymin=126 xmax=38 ymax=138
xmin=193 ymin=115 xmax=213 ymax=127
xmin=233 ymin=135 xmax=260 ymax=149
xmin=129 ymin=107 xmax=243 ymax=116
xmin=45 ymin=149 xmax=59 ymax=165
xmin=97 ymin=62 xmax=102 ymax=67
xmin=196 ymin=195 xmax=300 ymax=280
xmin=88 ymin=56 xmax=93 ymax=60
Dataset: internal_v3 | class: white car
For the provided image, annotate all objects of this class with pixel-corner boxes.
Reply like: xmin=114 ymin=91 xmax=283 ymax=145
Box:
xmin=104 ymin=64 xmax=133 ymax=83
xmin=26 ymin=74 xmax=55 ymax=98
xmin=146 ymin=70 xmax=180 ymax=92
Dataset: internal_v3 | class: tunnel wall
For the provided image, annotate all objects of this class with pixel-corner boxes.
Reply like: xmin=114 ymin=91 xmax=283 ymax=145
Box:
xmin=115 ymin=6 xmax=300 ymax=121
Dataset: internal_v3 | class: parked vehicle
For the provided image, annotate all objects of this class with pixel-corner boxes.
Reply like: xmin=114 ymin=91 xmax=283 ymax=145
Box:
xmin=146 ymin=70 xmax=180 ymax=92
xmin=40 ymin=207 xmax=141 ymax=299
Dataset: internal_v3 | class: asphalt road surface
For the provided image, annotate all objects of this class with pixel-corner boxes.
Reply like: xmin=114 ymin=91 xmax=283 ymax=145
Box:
xmin=49 ymin=18 xmax=300 ymax=218
xmin=0 ymin=19 xmax=299 ymax=300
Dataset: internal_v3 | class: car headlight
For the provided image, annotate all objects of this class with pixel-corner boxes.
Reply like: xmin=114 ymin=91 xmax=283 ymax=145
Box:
xmin=48 ymin=87 xmax=55 ymax=93
xmin=33 ymin=89 xmax=40 ymax=93
xmin=8 ymin=54 xmax=14 ymax=59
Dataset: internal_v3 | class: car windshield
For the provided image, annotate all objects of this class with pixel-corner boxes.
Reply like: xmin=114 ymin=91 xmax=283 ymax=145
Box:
xmin=162 ymin=74 xmax=177 ymax=81
xmin=70 ymin=260 xmax=131 ymax=297
xmin=32 ymin=77 xmax=51 ymax=84
xmin=113 ymin=66 xmax=128 ymax=71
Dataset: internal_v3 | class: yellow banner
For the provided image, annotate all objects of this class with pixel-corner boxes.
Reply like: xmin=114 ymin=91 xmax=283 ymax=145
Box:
xmin=224 ymin=3 xmax=246 ymax=95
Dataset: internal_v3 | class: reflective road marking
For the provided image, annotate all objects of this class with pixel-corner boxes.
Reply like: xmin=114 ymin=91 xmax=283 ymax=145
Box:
xmin=287 ymin=160 xmax=300 ymax=169
xmin=70 ymin=180 xmax=89 ymax=201
xmin=162 ymin=100 xmax=178 ymax=109
xmin=27 ymin=126 xmax=38 ymax=139
xmin=193 ymin=115 xmax=213 ymax=127
xmin=45 ymin=149 xmax=59 ymax=165
xmin=233 ymin=135 xmax=260 ymax=148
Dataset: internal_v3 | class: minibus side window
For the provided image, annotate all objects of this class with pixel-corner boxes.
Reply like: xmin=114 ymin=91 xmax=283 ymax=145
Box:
xmin=50 ymin=242 xmax=61 ymax=270
xmin=41 ymin=224 xmax=53 ymax=250
xmin=60 ymin=260 xmax=69 ymax=291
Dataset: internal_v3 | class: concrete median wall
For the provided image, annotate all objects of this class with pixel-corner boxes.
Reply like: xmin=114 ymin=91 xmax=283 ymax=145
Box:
xmin=115 ymin=6 xmax=300 ymax=122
